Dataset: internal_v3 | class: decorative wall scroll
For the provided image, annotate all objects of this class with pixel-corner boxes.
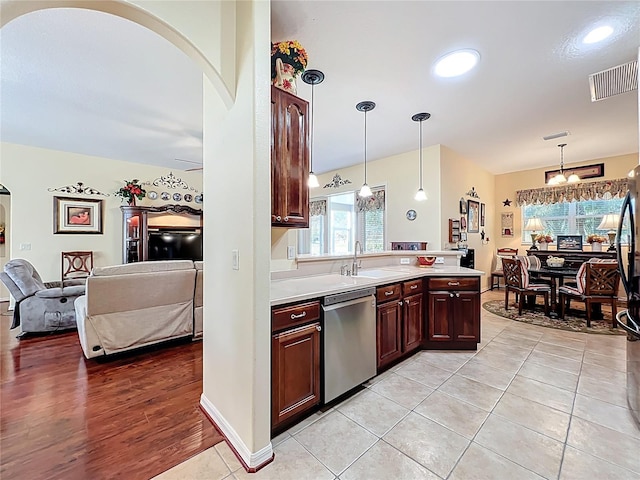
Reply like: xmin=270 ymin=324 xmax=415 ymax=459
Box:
xmin=544 ymin=163 xmax=604 ymax=184
xmin=466 ymin=187 xmax=480 ymax=198
xmin=150 ymin=172 xmax=198 ymax=191
xmin=467 ymin=199 xmax=480 ymax=233
xmin=48 ymin=182 xmax=109 ymax=196
xmin=53 ymin=196 xmax=103 ymax=234
xmin=501 ymin=212 xmax=514 ymax=237
xmin=323 ymin=174 xmax=352 ymax=189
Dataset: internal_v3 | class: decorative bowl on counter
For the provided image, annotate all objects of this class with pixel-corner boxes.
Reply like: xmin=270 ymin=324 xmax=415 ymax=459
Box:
xmin=546 ymin=256 xmax=565 ymax=268
xmin=417 ymin=256 xmax=437 ymax=267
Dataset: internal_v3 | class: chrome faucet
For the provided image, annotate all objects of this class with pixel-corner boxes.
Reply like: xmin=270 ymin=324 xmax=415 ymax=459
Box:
xmin=352 ymin=240 xmax=363 ymax=276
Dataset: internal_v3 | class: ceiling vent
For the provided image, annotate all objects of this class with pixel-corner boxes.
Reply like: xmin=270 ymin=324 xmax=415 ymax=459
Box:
xmin=588 ymin=60 xmax=638 ymax=102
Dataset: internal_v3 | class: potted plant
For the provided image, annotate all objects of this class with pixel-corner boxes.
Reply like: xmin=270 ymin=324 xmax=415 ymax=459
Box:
xmin=271 ymin=40 xmax=308 ymax=94
xmin=535 ymin=233 xmax=553 ymax=250
xmin=116 ymin=179 xmax=146 ymax=206
xmin=586 ymin=234 xmax=606 ymax=252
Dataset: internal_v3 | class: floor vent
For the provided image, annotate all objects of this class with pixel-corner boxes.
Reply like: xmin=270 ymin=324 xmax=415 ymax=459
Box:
xmin=588 ymin=59 xmax=638 ymax=102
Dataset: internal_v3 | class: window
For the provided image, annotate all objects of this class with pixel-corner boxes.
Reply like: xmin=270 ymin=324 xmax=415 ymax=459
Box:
xmin=521 ymin=198 xmax=628 ymax=244
xmin=298 ymin=187 xmax=386 ymax=254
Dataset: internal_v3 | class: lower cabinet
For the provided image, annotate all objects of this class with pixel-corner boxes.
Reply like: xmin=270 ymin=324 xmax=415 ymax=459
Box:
xmin=271 ymin=301 xmax=321 ymax=430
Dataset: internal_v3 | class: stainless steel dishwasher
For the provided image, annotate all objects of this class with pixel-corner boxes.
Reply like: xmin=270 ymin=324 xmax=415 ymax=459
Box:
xmin=322 ymin=287 xmax=377 ymax=403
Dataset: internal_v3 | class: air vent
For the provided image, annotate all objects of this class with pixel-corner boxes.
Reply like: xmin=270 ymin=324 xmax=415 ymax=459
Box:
xmin=588 ymin=60 xmax=638 ymax=102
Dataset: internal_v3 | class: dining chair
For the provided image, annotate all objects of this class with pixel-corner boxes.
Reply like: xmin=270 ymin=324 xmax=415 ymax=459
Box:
xmin=558 ymin=260 xmax=620 ymax=327
xmin=490 ymin=248 xmax=518 ymax=290
xmin=61 ymin=251 xmax=94 ymax=286
xmin=502 ymin=257 xmax=550 ymax=316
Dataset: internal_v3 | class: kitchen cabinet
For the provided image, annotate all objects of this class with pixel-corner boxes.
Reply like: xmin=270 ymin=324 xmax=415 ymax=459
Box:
xmin=376 ymin=279 xmax=423 ymax=370
xmin=271 ymin=301 xmax=321 ymax=430
xmin=426 ymin=277 xmax=480 ymax=349
xmin=271 ymin=86 xmax=309 ymax=228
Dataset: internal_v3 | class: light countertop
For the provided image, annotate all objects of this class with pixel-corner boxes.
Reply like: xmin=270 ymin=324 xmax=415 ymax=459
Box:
xmin=271 ymin=265 xmax=485 ymax=306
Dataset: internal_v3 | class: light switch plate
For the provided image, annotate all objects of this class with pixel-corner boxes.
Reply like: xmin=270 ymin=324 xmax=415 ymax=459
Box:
xmin=232 ymin=249 xmax=239 ymax=270
xmin=287 ymin=246 xmax=296 ymax=260
xmin=20 ymin=243 xmax=31 ymax=251
xmin=435 ymin=257 xmax=445 ymax=264
xmin=400 ymin=258 xmax=410 ymax=265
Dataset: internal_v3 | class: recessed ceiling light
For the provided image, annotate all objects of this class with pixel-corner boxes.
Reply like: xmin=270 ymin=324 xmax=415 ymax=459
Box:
xmin=583 ymin=25 xmax=613 ymax=44
xmin=434 ymin=49 xmax=480 ymax=78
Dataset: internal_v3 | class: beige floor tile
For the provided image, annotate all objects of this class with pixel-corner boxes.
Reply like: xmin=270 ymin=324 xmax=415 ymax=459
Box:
xmin=475 ymin=415 xmax=564 ymax=479
xmin=583 ymin=350 xmax=627 ymax=372
xmin=577 ymin=374 xmax=629 ymax=408
xmin=471 ymin=349 xmax=525 ymax=374
xmin=533 ymin=341 xmax=584 ymax=361
xmin=539 ymin=332 xmax=586 ymax=351
xmin=449 ymin=443 xmax=545 ymax=480
xmin=362 ymin=368 xmax=394 ymax=387
xmin=572 ymin=394 xmax=640 ymax=439
xmin=270 ymin=431 xmax=291 ymax=448
xmin=493 ymin=392 xmax=570 ymax=442
xmin=234 ymin=437 xmax=334 ymax=480
xmin=369 ymin=372 xmax=434 ymax=409
xmin=518 ymin=361 xmax=579 ymax=392
xmin=507 ymin=375 xmax=575 ymax=413
xmin=394 ymin=356 xmax=453 ymax=388
xmin=583 ymin=341 xmax=626 ymax=359
xmin=340 ymin=440 xmax=440 ymax=480
xmin=559 ymin=445 xmax=639 ymax=480
xmin=215 ymin=442 xmax=243 ymax=473
xmin=501 ymin=325 xmax=544 ymax=340
xmin=438 ymin=374 xmax=504 ymax=411
xmin=285 ymin=407 xmax=334 ymax=436
xmin=580 ymin=361 xmax=627 ymax=385
xmin=567 ymin=416 xmax=640 ymax=474
xmin=456 ymin=357 xmax=516 ymax=390
xmin=293 ymin=411 xmax=377 ymax=475
xmin=415 ymin=350 xmax=475 ymax=372
xmin=492 ymin=332 xmax=540 ymax=349
xmin=481 ymin=341 xmax=533 ymax=361
xmin=527 ymin=350 xmax=582 ymax=375
xmin=414 ymin=390 xmax=490 ymax=439
xmin=383 ymin=412 xmax=469 ymax=478
xmin=152 ymin=446 xmax=232 ymax=480
xmin=337 ymin=388 xmax=409 ymax=437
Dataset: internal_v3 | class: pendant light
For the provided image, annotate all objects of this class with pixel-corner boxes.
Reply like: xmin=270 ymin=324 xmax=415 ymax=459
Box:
xmin=301 ymin=69 xmax=325 ymax=188
xmin=356 ymin=101 xmax=376 ymax=198
xmin=548 ymin=143 xmax=579 ymax=185
xmin=412 ymin=112 xmax=431 ymax=201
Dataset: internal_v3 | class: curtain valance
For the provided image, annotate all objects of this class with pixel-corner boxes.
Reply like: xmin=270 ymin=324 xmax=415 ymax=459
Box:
xmin=516 ymin=178 xmax=628 ymax=206
xmin=309 ymin=199 xmax=327 ymax=216
xmin=356 ymin=189 xmax=386 ymax=212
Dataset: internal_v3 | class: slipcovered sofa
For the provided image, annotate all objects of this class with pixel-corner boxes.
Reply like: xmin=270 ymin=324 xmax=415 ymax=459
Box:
xmin=74 ymin=260 xmax=196 ymax=359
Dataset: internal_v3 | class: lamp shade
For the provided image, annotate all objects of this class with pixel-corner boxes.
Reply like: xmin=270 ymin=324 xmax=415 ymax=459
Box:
xmin=597 ymin=214 xmax=620 ymax=231
xmin=524 ymin=218 xmax=545 ymax=231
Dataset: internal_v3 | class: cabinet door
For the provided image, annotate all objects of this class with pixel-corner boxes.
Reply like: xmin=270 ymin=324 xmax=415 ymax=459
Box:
xmin=122 ymin=207 xmax=146 ymax=263
xmin=376 ymin=301 xmax=403 ymax=369
xmin=403 ymin=292 xmax=423 ymax=353
xmin=428 ymin=292 xmax=453 ymax=341
xmin=271 ymin=323 xmax=321 ymax=428
xmin=453 ymin=292 xmax=480 ymax=342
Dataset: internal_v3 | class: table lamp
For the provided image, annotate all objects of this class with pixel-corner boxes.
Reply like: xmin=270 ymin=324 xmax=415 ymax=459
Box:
xmin=597 ymin=214 xmax=620 ymax=252
xmin=524 ymin=218 xmax=545 ymax=250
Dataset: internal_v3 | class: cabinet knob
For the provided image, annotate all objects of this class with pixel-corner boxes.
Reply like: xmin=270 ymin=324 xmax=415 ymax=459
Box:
xmin=455 ymin=293 xmax=460 ymax=298
xmin=315 ymin=325 xmax=322 ymax=332
xmin=384 ymin=291 xmax=394 ymax=296
xmin=405 ymin=300 xmax=410 ymax=305
xmin=398 ymin=301 xmax=404 ymax=306
xmin=410 ymin=285 xmax=418 ymax=290
xmin=449 ymin=293 xmax=454 ymax=298
xmin=284 ymin=216 xmax=289 ymax=222
xmin=276 ymin=216 xmax=282 ymax=222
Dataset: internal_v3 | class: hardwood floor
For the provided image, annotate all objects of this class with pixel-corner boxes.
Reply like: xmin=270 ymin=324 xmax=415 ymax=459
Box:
xmin=0 ymin=305 xmax=223 ymax=480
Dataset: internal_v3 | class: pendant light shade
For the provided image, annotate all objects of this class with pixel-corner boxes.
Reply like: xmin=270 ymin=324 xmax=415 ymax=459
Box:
xmin=301 ymin=69 xmax=325 ymax=189
xmin=356 ymin=101 xmax=376 ymax=198
xmin=548 ymin=143 xmax=579 ymax=185
xmin=412 ymin=112 xmax=431 ymax=201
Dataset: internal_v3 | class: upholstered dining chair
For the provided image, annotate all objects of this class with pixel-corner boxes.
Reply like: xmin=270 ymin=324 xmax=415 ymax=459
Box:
xmin=502 ymin=257 xmax=550 ymax=316
xmin=558 ymin=260 xmax=620 ymax=327
xmin=490 ymin=248 xmax=518 ymax=290
xmin=61 ymin=251 xmax=93 ymax=286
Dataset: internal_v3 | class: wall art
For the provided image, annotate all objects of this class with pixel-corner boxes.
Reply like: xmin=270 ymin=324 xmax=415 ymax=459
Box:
xmin=53 ymin=197 xmax=103 ymax=234
xmin=466 ymin=187 xmax=480 ymax=198
xmin=467 ymin=199 xmax=480 ymax=233
xmin=323 ymin=174 xmax=352 ymax=189
xmin=480 ymin=203 xmax=485 ymax=227
xmin=48 ymin=182 xmax=109 ymax=196
xmin=151 ymin=172 xmax=197 ymax=191
xmin=459 ymin=197 xmax=467 ymax=214
xmin=501 ymin=212 xmax=514 ymax=237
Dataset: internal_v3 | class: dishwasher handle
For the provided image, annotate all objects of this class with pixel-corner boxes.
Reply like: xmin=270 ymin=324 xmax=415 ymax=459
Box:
xmin=322 ymin=294 xmax=375 ymax=312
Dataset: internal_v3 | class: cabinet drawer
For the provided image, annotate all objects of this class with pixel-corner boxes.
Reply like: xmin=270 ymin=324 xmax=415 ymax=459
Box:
xmin=272 ymin=301 xmax=320 ymax=332
xmin=429 ymin=277 xmax=479 ymax=291
xmin=376 ymin=283 xmax=401 ymax=303
xmin=403 ymin=279 xmax=422 ymax=296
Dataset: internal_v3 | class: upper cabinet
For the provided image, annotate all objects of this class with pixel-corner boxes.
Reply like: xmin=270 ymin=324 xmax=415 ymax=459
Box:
xmin=271 ymin=86 xmax=309 ymax=228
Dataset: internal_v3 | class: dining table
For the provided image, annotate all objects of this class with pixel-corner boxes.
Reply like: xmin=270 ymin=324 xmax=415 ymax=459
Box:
xmin=528 ymin=266 xmax=579 ymax=317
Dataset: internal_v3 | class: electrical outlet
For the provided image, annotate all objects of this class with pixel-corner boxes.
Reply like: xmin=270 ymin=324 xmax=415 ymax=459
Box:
xmin=20 ymin=243 xmax=31 ymax=251
xmin=232 ymin=249 xmax=239 ymax=270
xmin=287 ymin=246 xmax=296 ymax=260
xmin=435 ymin=257 xmax=445 ymax=264
xmin=400 ymin=258 xmax=410 ymax=265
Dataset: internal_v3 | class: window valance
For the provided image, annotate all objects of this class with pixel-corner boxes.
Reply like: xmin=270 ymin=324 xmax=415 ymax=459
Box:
xmin=356 ymin=188 xmax=386 ymax=212
xmin=309 ymin=199 xmax=327 ymax=217
xmin=516 ymin=178 xmax=628 ymax=206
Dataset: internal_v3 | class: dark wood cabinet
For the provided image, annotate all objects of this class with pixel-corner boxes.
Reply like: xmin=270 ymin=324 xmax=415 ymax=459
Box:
xmin=426 ymin=277 xmax=480 ymax=349
xmin=271 ymin=301 xmax=321 ymax=430
xmin=376 ymin=299 xmax=403 ymax=369
xmin=271 ymin=86 xmax=309 ymax=228
xmin=527 ymin=250 xmax=616 ymax=269
xmin=403 ymin=292 xmax=424 ymax=352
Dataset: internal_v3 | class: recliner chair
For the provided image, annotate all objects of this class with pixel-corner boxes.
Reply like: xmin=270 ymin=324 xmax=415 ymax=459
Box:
xmin=0 ymin=259 xmax=85 ymax=336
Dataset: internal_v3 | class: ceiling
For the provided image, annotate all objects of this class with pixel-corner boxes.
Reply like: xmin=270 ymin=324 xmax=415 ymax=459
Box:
xmin=1 ymin=2 xmax=639 ymax=176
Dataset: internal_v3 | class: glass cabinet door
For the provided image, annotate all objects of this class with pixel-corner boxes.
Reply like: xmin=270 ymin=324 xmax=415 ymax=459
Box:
xmin=122 ymin=207 xmax=145 ymax=263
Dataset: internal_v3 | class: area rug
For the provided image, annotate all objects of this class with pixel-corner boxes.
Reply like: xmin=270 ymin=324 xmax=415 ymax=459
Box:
xmin=482 ymin=300 xmax=626 ymax=335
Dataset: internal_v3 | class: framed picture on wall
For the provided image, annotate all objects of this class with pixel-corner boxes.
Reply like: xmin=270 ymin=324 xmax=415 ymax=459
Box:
xmin=467 ymin=199 xmax=480 ymax=233
xmin=54 ymin=196 xmax=103 ymax=234
xmin=459 ymin=197 xmax=467 ymax=214
xmin=501 ymin=212 xmax=514 ymax=237
xmin=480 ymin=203 xmax=485 ymax=226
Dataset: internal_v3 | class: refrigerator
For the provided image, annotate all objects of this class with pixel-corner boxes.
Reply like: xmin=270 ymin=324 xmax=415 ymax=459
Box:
xmin=616 ymin=164 xmax=640 ymax=428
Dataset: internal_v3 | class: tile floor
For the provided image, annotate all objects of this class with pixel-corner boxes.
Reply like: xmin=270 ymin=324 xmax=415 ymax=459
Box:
xmin=154 ymin=292 xmax=639 ymax=480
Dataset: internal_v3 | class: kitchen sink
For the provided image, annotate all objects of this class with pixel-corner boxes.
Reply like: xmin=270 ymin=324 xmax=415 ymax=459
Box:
xmin=354 ymin=269 xmax=404 ymax=279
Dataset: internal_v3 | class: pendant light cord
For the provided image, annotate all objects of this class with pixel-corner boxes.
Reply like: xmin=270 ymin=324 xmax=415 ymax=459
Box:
xmin=364 ymin=110 xmax=368 ymax=183
xmin=419 ymin=120 xmax=423 ymax=189
xmin=310 ymin=83 xmax=314 ymax=172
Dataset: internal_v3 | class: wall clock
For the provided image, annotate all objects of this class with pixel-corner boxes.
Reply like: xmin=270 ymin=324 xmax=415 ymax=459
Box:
xmin=406 ymin=209 xmax=417 ymax=221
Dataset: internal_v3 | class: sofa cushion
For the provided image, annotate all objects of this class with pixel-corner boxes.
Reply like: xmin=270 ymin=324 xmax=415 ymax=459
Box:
xmin=92 ymin=260 xmax=194 ymax=277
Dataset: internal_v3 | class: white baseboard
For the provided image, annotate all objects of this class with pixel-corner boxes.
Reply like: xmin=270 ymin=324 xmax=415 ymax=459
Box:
xmin=200 ymin=393 xmax=273 ymax=470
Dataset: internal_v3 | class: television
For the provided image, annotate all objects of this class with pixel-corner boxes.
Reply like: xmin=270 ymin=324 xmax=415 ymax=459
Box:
xmin=148 ymin=231 xmax=203 ymax=261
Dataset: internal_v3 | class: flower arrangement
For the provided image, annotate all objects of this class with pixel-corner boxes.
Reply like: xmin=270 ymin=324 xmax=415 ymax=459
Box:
xmin=535 ymin=234 xmax=553 ymax=244
xmin=271 ymin=40 xmax=308 ymax=80
xmin=586 ymin=234 xmax=606 ymax=244
xmin=116 ymin=179 xmax=146 ymax=205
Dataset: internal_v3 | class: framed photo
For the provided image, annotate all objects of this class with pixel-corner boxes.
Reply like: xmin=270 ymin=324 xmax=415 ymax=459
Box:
xmin=467 ymin=199 xmax=480 ymax=233
xmin=54 ymin=196 xmax=103 ymax=234
xmin=557 ymin=235 xmax=583 ymax=251
xmin=501 ymin=212 xmax=514 ymax=237
xmin=459 ymin=197 xmax=467 ymax=214
xmin=544 ymin=163 xmax=604 ymax=184
xmin=460 ymin=232 xmax=468 ymax=242
xmin=460 ymin=216 xmax=467 ymax=231
xmin=480 ymin=203 xmax=485 ymax=227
